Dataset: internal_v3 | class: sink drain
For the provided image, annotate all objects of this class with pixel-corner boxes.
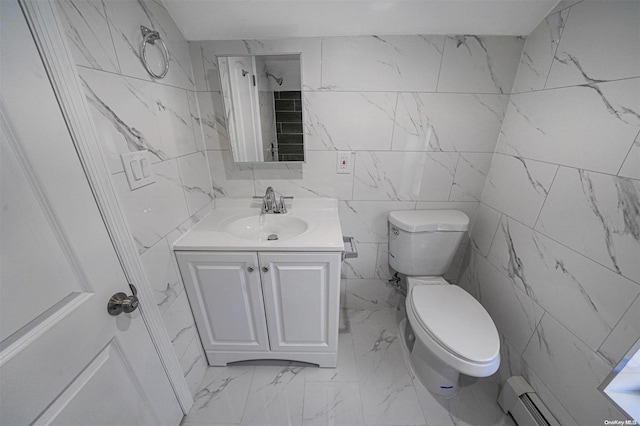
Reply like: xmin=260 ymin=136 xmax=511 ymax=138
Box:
xmin=267 ymin=234 xmax=279 ymax=241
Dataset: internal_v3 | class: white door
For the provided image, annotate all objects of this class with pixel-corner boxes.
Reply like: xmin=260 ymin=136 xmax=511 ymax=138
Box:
xmin=176 ymin=251 xmax=270 ymax=354
xmin=259 ymin=252 xmax=341 ymax=353
xmin=0 ymin=2 xmax=182 ymax=425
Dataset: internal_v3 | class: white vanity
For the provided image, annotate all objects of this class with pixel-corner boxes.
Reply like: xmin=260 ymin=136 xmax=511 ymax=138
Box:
xmin=173 ymin=197 xmax=345 ymax=367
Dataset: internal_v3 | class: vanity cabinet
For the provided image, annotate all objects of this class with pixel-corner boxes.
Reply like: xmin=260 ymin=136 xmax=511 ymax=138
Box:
xmin=175 ymin=251 xmax=341 ymax=367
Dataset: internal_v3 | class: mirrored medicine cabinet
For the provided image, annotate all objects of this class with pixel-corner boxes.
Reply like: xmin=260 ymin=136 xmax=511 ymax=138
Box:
xmin=217 ymin=54 xmax=304 ymax=163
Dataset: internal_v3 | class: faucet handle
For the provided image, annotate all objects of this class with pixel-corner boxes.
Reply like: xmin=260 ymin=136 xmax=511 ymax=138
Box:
xmin=277 ymin=196 xmax=294 ymax=213
xmin=277 ymin=196 xmax=287 ymax=214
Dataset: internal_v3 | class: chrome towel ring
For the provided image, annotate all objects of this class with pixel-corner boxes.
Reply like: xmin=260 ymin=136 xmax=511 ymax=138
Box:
xmin=140 ymin=26 xmax=169 ymax=79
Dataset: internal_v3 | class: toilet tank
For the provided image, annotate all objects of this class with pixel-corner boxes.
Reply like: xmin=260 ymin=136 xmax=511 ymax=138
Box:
xmin=388 ymin=210 xmax=469 ymax=276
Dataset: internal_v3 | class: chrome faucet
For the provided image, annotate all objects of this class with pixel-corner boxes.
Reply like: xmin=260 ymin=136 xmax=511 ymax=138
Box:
xmin=263 ymin=186 xmax=276 ymax=213
xmin=254 ymin=187 xmax=292 ymax=214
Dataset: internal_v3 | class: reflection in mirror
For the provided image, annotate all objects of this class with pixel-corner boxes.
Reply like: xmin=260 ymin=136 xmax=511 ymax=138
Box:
xmin=218 ymin=54 xmax=304 ymax=163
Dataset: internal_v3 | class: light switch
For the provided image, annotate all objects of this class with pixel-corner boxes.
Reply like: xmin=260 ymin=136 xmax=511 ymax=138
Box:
xmin=130 ymin=160 xmax=143 ymax=180
xmin=141 ymin=158 xmax=150 ymax=178
xmin=121 ymin=150 xmax=155 ymax=190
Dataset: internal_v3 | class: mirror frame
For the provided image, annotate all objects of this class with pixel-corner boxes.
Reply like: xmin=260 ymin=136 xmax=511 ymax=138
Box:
xmin=216 ymin=53 xmax=305 ymax=164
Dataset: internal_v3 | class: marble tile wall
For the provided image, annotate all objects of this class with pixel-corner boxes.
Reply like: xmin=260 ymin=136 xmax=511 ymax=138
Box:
xmin=55 ymin=0 xmax=211 ymax=397
xmin=460 ymin=1 xmax=640 ymax=423
xmin=189 ymin=33 xmax=525 ymax=287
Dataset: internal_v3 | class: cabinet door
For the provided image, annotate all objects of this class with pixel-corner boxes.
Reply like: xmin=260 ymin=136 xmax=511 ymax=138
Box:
xmin=259 ymin=252 xmax=341 ymax=353
xmin=176 ymin=251 xmax=269 ymax=352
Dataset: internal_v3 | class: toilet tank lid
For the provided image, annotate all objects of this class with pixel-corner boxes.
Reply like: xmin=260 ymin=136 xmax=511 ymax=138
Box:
xmin=388 ymin=210 xmax=469 ymax=232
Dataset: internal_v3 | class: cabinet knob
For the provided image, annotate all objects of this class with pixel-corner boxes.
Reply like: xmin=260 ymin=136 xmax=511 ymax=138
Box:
xmin=247 ymin=266 xmax=254 ymax=272
xmin=262 ymin=266 xmax=269 ymax=273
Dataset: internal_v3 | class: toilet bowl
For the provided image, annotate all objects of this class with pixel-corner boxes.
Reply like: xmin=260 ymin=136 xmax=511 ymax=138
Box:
xmin=388 ymin=210 xmax=500 ymax=397
xmin=405 ymin=277 xmax=500 ymax=397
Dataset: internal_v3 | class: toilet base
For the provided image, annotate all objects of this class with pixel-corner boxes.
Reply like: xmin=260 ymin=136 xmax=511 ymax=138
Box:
xmin=400 ymin=318 xmax=459 ymax=398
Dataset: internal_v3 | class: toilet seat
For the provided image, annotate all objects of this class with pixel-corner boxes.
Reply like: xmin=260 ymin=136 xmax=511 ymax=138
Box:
xmin=406 ymin=284 xmax=500 ymax=377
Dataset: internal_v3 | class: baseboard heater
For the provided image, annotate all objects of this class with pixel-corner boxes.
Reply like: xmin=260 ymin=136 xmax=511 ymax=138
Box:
xmin=498 ymin=376 xmax=560 ymax=426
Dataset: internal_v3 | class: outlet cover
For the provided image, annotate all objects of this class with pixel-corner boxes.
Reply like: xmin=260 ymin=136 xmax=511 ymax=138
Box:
xmin=336 ymin=151 xmax=354 ymax=174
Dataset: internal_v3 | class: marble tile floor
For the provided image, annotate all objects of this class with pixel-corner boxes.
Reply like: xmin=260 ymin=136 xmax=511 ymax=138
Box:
xmin=181 ymin=308 xmax=515 ymax=426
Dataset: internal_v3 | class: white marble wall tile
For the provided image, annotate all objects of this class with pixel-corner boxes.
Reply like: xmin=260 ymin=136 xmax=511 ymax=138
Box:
xmin=184 ymin=365 xmax=254 ymax=425
xmin=535 ymin=167 xmax=640 ymax=284
xmin=470 ymin=203 xmax=502 ymax=257
xmin=444 ymin=243 xmax=467 ymax=284
xmin=457 ymin=249 xmax=480 ymax=300
xmin=437 ymin=36 xmax=524 ymax=94
xmin=80 ymin=69 xmax=161 ymax=173
xmin=481 ymin=154 xmax=557 ymax=227
xmin=519 ymin=364 xmax=581 ymax=426
xmin=338 ymin=201 xmax=416 ymax=243
xmin=55 ymin=0 xmax=120 ymax=73
xmin=618 ymin=133 xmax=640 ymax=180
xmin=598 ymin=295 xmax=640 ymax=366
xmin=522 ymin=314 xmax=625 ymax=425
xmin=253 ymin=151 xmax=354 ymax=200
xmin=348 ymin=309 xmax=425 ymax=425
xmin=196 ymin=91 xmax=229 ymax=151
xmin=166 ymin=202 xmax=214 ymax=248
xmin=304 ymin=92 xmax=396 ymax=151
xmin=392 ymin=93 xmax=508 ymax=153
xmin=240 ymin=364 xmax=306 ymax=425
xmin=103 ymin=0 xmax=194 ymax=90
xmin=139 ymin=237 xmax=183 ymax=314
xmin=188 ymin=41 xmax=207 ymax=92
xmin=180 ymin=335 xmax=208 ymax=397
xmin=322 ymin=35 xmax=444 ymax=92
xmin=341 ymin=243 xmax=378 ymax=279
xmin=80 ymin=68 xmax=198 ymax=173
xmin=450 ymin=153 xmax=493 ymax=202
xmin=186 ymin=91 xmax=205 ymax=152
xmin=161 ymin=291 xmax=198 ymax=361
xmin=207 ymin=150 xmax=255 ymax=198
xmin=353 ymin=151 xmax=457 ymax=201
xmin=488 ymin=216 xmax=640 ymax=351
xmin=545 ymin=1 xmax=640 ymax=89
xmin=200 ymin=42 xmax=221 ymax=92
xmin=475 ymin=255 xmax=544 ymax=354
xmin=177 ymin=152 xmax=214 ymax=216
xmin=511 ymin=10 xmax=568 ymax=93
xmin=200 ymin=38 xmax=322 ymax=91
xmin=112 ymin=160 xmax=190 ymax=252
xmin=302 ymin=382 xmax=364 ymax=426
xmin=344 ymin=279 xmax=403 ymax=310
xmin=497 ymin=79 xmax=640 ymax=174
xmin=374 ymin=243 xmax=393 ymax=280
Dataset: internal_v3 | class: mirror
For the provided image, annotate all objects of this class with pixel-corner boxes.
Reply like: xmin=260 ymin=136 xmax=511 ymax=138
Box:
xmin=218 ymin=54 xmax=304 ymax=163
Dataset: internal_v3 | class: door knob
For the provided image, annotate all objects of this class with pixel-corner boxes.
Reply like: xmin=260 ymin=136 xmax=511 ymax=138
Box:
xmin=262 ymin=266 xmax=269 ymax=272
xmin=108 ymin=284 xmax=139 ymax=315
xmin=247 ymin=266 xmax=254 ymax=272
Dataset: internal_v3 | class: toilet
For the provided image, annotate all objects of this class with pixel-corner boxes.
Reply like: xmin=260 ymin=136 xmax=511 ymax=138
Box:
xmin=388 ymin=210 xmax=500 ymax=397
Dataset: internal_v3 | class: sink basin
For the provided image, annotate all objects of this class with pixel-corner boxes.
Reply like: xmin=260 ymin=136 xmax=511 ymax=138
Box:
xmin=172 ymin=198 xmax=344 ymax=251
xmin=222 ymin=214 xmax=309 ymax=241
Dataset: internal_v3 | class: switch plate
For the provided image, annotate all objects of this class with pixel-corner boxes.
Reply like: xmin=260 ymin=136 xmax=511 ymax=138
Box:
xmin=336 ymin=151 xmax=354 ymax=174
xmin=121 ymin=150 xmax=155 ymax=190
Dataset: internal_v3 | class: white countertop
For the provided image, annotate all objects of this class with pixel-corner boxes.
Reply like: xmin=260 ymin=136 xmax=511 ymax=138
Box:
xmin=173 ymin=198 xmax=344 ymax=252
